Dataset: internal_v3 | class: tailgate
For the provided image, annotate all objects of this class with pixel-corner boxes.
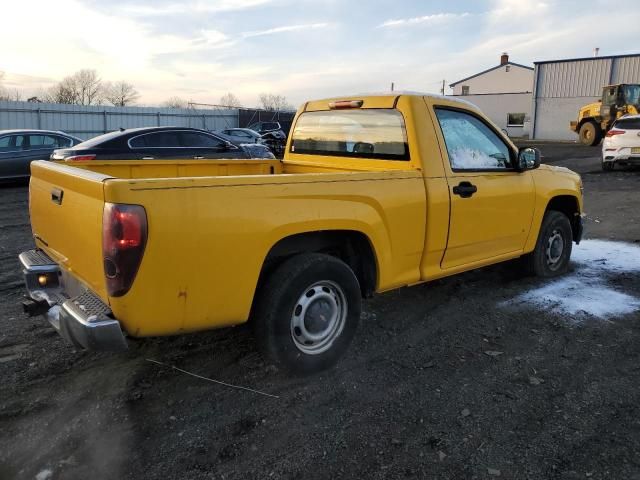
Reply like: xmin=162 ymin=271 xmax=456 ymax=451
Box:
xmin=29 ymin=161 xmax=113 ymax=301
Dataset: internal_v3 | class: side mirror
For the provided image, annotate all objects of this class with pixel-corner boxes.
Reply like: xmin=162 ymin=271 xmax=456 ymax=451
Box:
xmin=517 ymin=147 xmax=541 ymax=171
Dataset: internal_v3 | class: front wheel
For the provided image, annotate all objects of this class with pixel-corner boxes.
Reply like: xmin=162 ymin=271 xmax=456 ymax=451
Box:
xmin=522 ymin=211 xmax=573 ymax=277
xmin=579 ymin=121 xmax=602 ymax=146
xmin=252 ymin=253 xmax=361 ymax=375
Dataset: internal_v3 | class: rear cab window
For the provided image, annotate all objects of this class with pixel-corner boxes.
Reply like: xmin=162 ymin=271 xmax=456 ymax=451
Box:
xmin=290 ymin=109 xmax=409 ymax=161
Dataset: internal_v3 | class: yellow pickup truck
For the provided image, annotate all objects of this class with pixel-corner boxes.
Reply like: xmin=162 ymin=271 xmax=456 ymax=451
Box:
xmin=20 ymin=93 xmax=583 ymax=373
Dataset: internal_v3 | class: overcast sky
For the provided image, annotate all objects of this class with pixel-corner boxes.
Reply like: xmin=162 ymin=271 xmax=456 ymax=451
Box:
xmin=1 ymin=0 xmax=639 ymax=108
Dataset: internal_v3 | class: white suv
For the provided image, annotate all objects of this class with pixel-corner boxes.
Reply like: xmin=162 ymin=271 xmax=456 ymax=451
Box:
xmin=602 ymin=115 xmax=640 ymax=171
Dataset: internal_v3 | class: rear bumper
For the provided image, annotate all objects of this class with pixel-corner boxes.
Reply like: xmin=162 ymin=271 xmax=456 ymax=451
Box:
xmin=19 ymin=249 xmax=127 ymax=351
xmin=602 ymin=149 xmax=640 ymax=164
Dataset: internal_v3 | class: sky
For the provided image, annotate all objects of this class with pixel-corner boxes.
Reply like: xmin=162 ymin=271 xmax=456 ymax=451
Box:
xmin=1 ymin=0 xmax=639 ymax=109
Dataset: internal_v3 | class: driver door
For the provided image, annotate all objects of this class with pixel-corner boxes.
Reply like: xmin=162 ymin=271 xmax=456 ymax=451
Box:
xmin=434 ymin=108 xmax=535 ymax=269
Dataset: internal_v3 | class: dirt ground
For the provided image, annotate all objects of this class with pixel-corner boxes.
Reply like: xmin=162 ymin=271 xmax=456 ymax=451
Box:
xmin=1 ymin=143 xmax=639 ymax=480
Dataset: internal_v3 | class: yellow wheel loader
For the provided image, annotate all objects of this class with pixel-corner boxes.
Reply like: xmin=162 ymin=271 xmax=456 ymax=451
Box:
xmin=570 ymin=84 xmax=640 ymax=146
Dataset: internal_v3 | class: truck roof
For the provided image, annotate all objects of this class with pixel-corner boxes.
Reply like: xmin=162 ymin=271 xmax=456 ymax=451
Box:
xmin=306 ymin=91 xmax=478 ymax=111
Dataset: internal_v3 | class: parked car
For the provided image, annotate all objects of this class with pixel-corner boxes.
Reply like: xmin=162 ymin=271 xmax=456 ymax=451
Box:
xmin=0 ymin=129 xmax=82 ymax=180
xmin=247 ymin=121 xmax=286 ymax=137
xmin=219 ymin=128 xmax=266 ymax=145
xmin=51 ymin=127 xmax=274 ymax=161
xmin=247 ymin=122 xmax=286 ymax=156
xmin=20 ymin=93 xmax=583 ymax=374
xmin=601 ymin=115 xmax=640 ymax=171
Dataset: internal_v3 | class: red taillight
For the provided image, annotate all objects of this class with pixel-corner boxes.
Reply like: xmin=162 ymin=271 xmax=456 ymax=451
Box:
xmin=329 ymin=100 xmax=363 ymax=109
xmin=606 ymin=129 xmax=625 ymax=137
xmin=102 ymin=203 xmax=148 ymax=297
xmin=65 ymin=154 xmax=96 ymax=162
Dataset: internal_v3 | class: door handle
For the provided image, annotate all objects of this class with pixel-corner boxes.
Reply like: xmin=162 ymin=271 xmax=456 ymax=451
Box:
xmin=452 ymin=181 xmax=477 ymax=198
xmin=51 ymin=188 xmax=64 ymax=205
xmin=193 ymin=156 xmax=205 ymax=159
xmin=142 ymin=156 xmax=154 ymax=160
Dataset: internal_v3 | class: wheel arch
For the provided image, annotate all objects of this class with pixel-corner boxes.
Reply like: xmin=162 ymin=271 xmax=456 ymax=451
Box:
xmin=545 ymin=195 xmax=581 ymax=243
xmin=257 ymin=230 xmax=379 ymax=299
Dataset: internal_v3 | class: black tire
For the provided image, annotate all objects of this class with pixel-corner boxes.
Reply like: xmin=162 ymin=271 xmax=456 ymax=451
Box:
xmin=252 ymin=253 xmax=361 ymax=375
xmin=602 ymin=161 xmax=615 ymax=171
xmin=579 ymin=121 xmax=602 ymax=146
xmin=522 ymin=210 xmax=573 ymax=277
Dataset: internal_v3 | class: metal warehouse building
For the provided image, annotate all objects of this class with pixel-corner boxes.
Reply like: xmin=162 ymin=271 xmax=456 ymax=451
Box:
xmin=531 ymin=53 xmax=640 ymax=140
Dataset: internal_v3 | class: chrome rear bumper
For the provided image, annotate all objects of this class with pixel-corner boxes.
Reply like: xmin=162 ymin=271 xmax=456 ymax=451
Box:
xmin=19 ymin=249 xmax=128 ymax=351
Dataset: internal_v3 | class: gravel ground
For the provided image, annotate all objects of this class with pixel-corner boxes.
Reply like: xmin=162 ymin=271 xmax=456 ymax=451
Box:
xmin=1 ymin=143 xmax=639 ymax=480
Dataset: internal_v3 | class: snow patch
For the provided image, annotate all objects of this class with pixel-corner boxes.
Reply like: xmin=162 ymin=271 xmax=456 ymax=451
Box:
xmin=36 ymin=469 xmax=53 ymax=480
xmin=508 ymin=240 xmax=640 ymax=322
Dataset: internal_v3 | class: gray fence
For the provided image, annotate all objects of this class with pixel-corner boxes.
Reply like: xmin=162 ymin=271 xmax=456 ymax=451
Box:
xmin=0 ymin=101 xmax=239 ymax=140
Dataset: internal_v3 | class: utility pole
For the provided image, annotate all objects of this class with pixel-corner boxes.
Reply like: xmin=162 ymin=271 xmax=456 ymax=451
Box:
xmin=391 ymin=82 xmax=395 ymax=92
xmin=441 ymin=80 xmax=446 ymax=95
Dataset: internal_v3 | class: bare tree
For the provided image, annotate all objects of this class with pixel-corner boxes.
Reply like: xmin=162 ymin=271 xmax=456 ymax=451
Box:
xmin=103 ymin=81 xmax=140 ymax=107
xmin=162 ymin=96 xmax=188 ymax=108
xmin=0 ymin=89 xmax=22 ymax=101
xmin=73 ymin=69 xmax=102 ymax=105
xmin=46 ymin=80 xmax=78 ymax=104
xmin=258 ymin=93 xmax=294 ymax=111
xmin=219 ymin=92 xmax=242 ymax=108
xmin=46 ymin=69 xmax=103 ymax=105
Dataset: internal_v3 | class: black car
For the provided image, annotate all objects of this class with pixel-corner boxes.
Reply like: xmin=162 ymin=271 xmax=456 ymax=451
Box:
xmin=51 ymin=126 xmax=274 ymax=161
xmin=0 ymin=129 xmax=82 ymax=180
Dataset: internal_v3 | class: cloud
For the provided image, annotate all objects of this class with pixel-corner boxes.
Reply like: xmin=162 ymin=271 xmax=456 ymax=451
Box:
xmin=242 ymin=23 xmax=331 ymax=38
xmin=488 ymin=0 xmax=549 ymax=20
xmin=379 ymin=12 xmax=471 ymax=28
xmin=121 ymin=0 xmax=274 ymax=16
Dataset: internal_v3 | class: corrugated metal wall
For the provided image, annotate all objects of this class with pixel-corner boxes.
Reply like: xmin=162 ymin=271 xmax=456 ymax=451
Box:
xmin=0 ymin=101 xmax=239 ymax=140
xmin=532 ymin=54 xmax=640 ymax=140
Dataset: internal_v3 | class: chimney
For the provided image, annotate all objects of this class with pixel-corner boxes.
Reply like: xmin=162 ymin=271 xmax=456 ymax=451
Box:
xmin=594 ymin=47 xmax=600 ymax=57
xmin=500 ymin=52 xmax=509 ymax=65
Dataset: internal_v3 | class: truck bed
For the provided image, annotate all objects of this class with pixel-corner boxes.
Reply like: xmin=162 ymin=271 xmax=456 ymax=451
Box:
xmin=28 ymin=158 xmax=426 ymax=337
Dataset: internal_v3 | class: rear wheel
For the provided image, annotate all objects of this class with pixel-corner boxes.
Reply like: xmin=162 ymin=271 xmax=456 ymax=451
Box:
xmin=522 ymin=211 xmax=573 ymax=277
xmin=252 ymin=253 xmax=361 ymax=375
xmin=579 ymin=121 xmax=602 ymax=146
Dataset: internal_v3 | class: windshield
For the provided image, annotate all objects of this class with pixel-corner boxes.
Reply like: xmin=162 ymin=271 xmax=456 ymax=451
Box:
xmin=623 ymin=85 xmax=640 ymax=105
xmin=291 ymin=109 xmax=409 ymax=160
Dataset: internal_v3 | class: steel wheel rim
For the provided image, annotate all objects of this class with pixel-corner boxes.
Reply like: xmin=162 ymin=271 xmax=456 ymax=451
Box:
xmin=290 ymin=280 xmax=347 ymax=355
xmin=546 ymin=229 xmax=564 ymax=269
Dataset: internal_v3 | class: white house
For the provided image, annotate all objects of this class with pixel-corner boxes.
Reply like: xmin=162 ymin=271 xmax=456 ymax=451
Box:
xmin=449 ymin=54 xmax=534 ymax=137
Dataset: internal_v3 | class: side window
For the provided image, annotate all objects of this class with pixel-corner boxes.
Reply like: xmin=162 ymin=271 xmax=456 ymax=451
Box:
xmin=28 ymin=135 xmax=44 ymax=149
xmin=131 ymin=132 xmax=181 ymax=148
xmin=15 ymin=135 xmax=26 ymax=148
xmin=179 ymin=132 xmax=224 ymax=148
xmin=0 ymin=136 xmax=11 ymax=150
xmin=507 ymin=113 xmax=525 ymax=127
xmin=602 ymin=87 xmax=617 ymax=106
xmin=435 ymin=108 xmax=512 ymax=170
xmin=55 ymin=136 xmax=74 ymax=148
